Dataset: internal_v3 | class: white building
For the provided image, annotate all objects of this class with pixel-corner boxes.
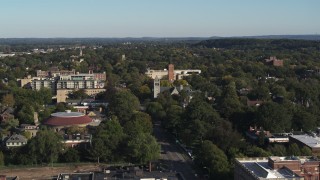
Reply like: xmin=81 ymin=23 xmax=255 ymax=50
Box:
xmin=4 ymin=134 xmax=28 ymax=148
xmin=146 ymin=69 xmax=201 ymax=80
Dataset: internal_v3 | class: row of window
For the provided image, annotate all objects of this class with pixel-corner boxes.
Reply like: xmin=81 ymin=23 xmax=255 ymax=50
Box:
xmin=6 ymin=142 xmax=26 ymax=146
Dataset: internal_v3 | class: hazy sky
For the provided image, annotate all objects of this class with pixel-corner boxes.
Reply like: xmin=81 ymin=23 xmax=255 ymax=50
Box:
xmin=0 ymin=0 xmax=319 ymax=38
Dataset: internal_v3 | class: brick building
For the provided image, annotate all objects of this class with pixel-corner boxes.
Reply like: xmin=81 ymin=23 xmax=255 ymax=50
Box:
xmin=146 ymin=64 xmax=201 ymax=80
xmin=265 ymin=56 xmax=284 ymax=67
xmin=168 ymin=64 xmax=175 ymax=82
xmin=235 ymin=156 xmax=320 ymax=180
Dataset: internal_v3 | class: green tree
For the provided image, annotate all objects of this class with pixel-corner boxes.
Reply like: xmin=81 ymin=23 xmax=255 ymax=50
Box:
xmin=165 ymin=105 xmax=183 ymax=133
xmin=292 ymin=108 xmax=317 ymax=132
xmin=77 ymin=61 xmax=89 ymax=73
xmin=146 ymin=102 xmax=166 ymax=121
xmin=208 ymin=120 xmax=244 ymax=152
xmin=127 ymin=133 xmax=160 ymax=164
xmin=17 ymin=105 xmax=35 ymax=124
xmin=246 ymin=146 xmax=272 ymax=157
xmin=61 ymin=148 xmax=80 ymax=163
xmin=255 ymin=102 xmax=292 ymax=132
xmin=301 ymin=146 xmax=312 ymax=156
xmin=195 ymin=140 xmax=230 ymax=179
xmin=138 ymin=84 xmax=151 ymax=99
xmin=173 ymin=79 xmax=188 ymax=86
xmin=248 ymin=84 xmax=270 ymax=101
xmin=90 ymin=138 xmax=108 ymax=163
xmin=184 ymin=98 xmax=222 ymax=144
xmin=109 ymin=90 xmax=140 ymax=123
xmin=186 ymin=98 xmax=221 ymax=125
xmin=269 ymin=144 xmax=287 ymax=156
xmin=55 ymin=103 xmax=67 ymax=112
xmin=1 ymin=94 xmax=15 ymax=107
xmin=1 ymin=118 xmax=19 ymax=131
xmin=21 ymin=131 xmax=32 ymax=140
xmin=69 ymin=89 xmax=88 ymax=100
xmin=38 ymin=88 xmax=52 ymax=104
xmin=38 ymin=107 xmax=54 ymax=122
xmin=218 ymin=81 xmax=242 ymax=118
xmin=27 ymin=129 xmax=63 ymax=164
xmin=287 ymin=143 xmax=301 ymax=156
xmin=91 ymin=117 xmax=125 ymax=162
xmin=129 ymin=112 xmax=153 ymax=134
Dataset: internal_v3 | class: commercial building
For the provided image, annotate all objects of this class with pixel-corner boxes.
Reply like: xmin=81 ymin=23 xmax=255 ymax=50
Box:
xmin=235 ymin=156 xmax=320 ymax=180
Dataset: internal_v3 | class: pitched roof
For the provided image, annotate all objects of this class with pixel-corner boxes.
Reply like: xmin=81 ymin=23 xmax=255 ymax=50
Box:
xmin=1 ymin=107 xmax=14 ymax=114
xmin=5 ymin=134 xmax=27 ymax=143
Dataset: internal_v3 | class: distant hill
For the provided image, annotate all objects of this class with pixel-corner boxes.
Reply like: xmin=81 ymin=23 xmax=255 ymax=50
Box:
xmin=234 ymin=35 xmax=320 ymax=41
xmin=194 ymin=38 xmax=320 ymax=50
xmin=0 ymin=37 xmax=210 ymax=45
xmin=0 ymin=35 xmax=319 ymax=45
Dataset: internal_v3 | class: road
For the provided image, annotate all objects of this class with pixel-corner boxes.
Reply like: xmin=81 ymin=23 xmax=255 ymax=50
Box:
xmin=153 ymin=122 xmax=199 ymax=180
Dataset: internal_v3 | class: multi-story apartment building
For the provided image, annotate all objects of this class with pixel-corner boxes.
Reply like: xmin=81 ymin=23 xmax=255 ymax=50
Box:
xmin=30 ymin=70 xmax=106 ymax=103
xmin=31 ymin=78 xmax=56 ymax=90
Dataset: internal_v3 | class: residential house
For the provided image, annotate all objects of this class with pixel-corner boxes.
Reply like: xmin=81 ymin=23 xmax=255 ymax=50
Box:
xmin=19 ymin=124 xmax=39 ymax=137
xmin=0 ymin=107 xmax=15 ymax=123
xmin=3 ymin=134 xmax=27 ymax=148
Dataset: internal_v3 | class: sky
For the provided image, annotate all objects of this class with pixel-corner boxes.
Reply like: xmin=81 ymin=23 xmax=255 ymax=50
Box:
xmin=0 ymin=0 xmax=319 ymax=38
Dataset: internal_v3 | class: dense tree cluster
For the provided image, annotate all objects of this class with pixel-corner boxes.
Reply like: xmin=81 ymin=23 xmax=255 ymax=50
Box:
xmin=1 ymin=38 xmax=320 ymax=179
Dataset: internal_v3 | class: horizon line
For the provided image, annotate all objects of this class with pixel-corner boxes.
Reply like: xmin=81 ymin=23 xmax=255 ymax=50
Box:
xmin=0 ymin=34 xmax=319 ymax=39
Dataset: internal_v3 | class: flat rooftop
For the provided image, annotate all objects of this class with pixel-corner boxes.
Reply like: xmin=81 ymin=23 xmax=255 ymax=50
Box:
xmin=290 ymin=134 xmax=320 ymax=148
xmin=51 ymin=111 xmax=84 ymax=117
xmin=236 ymin=158 xmax=301 ymax=179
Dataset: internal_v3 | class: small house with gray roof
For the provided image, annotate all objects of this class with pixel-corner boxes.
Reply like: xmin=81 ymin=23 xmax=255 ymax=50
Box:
xmin=3 ymin=134 xmax=27 ymax=148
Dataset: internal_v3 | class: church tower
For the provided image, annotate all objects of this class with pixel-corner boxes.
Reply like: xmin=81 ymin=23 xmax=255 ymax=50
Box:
xmin=154 ymin=76 xmax=161 ymax=98
xmin=79 ymin=48 xmax=83 ymax=56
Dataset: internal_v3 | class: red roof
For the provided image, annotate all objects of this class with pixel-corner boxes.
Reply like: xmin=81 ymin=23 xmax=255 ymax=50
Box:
xmin=43 ymin=113 xmax=92 ymax=126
